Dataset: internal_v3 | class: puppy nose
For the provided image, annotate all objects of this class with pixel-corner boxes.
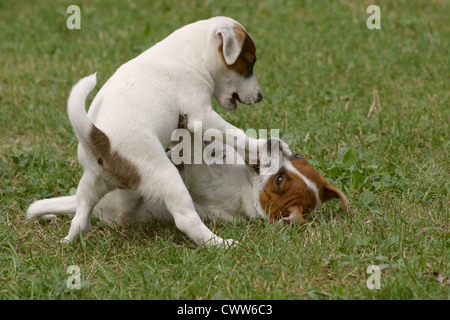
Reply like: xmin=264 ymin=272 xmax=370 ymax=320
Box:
xmin=256 ymin=92 xmax=263 ymax=103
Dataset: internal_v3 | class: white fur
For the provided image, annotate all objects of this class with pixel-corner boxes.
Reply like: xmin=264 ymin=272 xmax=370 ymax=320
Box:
xmin=27 ymin=17 xmax=263 ymax=248
xmin=67 ymin=73 xmax=98 ymax=146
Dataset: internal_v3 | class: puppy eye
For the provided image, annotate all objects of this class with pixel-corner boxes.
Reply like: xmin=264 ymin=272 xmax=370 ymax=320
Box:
xmin=295 ymin=153 xmax=303 ymax=159
xmin=275 ymin=173 xmax=285 ymax=185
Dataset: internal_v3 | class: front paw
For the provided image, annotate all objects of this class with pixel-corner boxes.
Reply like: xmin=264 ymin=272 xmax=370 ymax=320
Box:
xmin=221 ymin=238 xmax=239 ymax=249
xmin=246 ymin=138 xmax=265 ymax=166
xmin=206 ymin=237 xmax=239 ymax=249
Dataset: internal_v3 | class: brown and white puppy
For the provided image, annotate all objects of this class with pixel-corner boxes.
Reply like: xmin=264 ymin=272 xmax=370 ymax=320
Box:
xmin=27 ymin=138 xmax=349 ymax=238
xmin=27 ymin=17 xmax=264 ymax=247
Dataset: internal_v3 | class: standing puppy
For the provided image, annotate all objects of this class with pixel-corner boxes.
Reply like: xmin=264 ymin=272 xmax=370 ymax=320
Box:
xmin=37 ymin=17 xmax=263 ymax=247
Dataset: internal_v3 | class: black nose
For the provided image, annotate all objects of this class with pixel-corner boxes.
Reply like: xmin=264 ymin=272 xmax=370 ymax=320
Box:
xmin=256 ymin=92 xmax=263 ymax=103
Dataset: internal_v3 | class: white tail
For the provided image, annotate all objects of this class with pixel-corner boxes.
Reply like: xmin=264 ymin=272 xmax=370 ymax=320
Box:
xmin=26 ymin=196 xmax=77 ymax=220
xmin=27 ymin=74 xmax=97 ymax=222
xmin=67 ymin=73 xmax=97 ymax=147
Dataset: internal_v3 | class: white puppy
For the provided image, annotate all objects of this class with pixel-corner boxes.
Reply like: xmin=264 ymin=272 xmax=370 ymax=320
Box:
xmin=27 ymin=17 xmax=263 ymax=247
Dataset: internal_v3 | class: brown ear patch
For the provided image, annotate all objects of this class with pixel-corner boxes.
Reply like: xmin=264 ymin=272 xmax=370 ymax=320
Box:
xmin=323 ymin=183 xmax=350 ymax=213
xmin=89 ymin=125 xmax=141 ymax=189
xmin=217 ymin=23 xmax=257 ymax=78
xmin=233 ymin=24 xmax=247 ymax=48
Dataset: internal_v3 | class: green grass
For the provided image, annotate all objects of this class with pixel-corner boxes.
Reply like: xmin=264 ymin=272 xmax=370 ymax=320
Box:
xmin=1 ymin=0 xmax=449 ymax=300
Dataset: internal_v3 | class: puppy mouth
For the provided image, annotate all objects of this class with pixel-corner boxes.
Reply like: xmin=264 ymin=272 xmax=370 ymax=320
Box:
xmin=230 ymin=91 xmax=264 ymax=108
xmin=229 ymin=92 xmax=243 ymax=109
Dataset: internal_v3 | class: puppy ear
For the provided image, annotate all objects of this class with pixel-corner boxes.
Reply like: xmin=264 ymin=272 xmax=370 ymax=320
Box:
xmin=216 ymin=24 xmax=246 ymax=65
xmin=323 ymin=183 xmax=350 ymax=213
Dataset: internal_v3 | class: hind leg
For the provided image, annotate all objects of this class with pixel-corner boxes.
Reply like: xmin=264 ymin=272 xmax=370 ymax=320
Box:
xmin=63 ymin=171 xmax=113 ymax=243
xmin=136 ymin=144 xmax=236 ymax=247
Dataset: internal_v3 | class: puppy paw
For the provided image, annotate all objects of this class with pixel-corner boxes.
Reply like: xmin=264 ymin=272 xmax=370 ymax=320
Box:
xmin=245 ymin=138 xmax=265 ymax=166
xmin=38 ymin=214 xmax=57 ymax=223
xmin=60 ymin=236 xmax=75 ymax=244
xmin=222 ymin=238 xmax=239 ymax=248
xmin=206 ymin=237 xmax=239 ymax=249
xmin=61 ymin=238 xmax=70 ymax=244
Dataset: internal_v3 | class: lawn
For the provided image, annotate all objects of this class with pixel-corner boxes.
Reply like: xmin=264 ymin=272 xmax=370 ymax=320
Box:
xmin=0 ymin=0 xmax=448 ymax=300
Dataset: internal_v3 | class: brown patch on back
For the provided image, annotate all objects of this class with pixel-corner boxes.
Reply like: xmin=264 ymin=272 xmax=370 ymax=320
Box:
xmin=259 ymin=155 xmax=349 ymax=224
xmin=89 ymin=125 xmax=141 ymax=189
xmin=218 ymin=23 xmax=257 ymax=78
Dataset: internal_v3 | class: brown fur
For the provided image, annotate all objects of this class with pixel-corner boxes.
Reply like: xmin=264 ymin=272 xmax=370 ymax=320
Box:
xmin=218 ymin=23 xmax=257 ymax=78
xmin=89 ymin=125 xmax=141 ymax=189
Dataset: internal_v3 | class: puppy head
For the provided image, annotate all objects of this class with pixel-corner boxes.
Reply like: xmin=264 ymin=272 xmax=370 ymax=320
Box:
xmin=209 ymin=17 xmax=263 ymax=110
xmin=258 ymin=138 xmax=349 ymax=224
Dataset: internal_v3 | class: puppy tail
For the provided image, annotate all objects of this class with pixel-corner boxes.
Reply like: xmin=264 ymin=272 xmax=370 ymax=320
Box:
xmin=27 ymin=196 xmax=77 ymax=221
xmin=67 ymin=73 xmax=97 ymax=146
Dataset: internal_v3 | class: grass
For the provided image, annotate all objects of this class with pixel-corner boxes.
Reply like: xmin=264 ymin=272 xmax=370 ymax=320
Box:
xmin=0 ymin=0 xmax=449 ymax=300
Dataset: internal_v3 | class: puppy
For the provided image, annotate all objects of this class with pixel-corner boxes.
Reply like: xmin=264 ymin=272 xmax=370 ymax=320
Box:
xmin=27 ymin=137 xmax=349 ymax=237
xmin=28 ymin=17 xmax=264 ymax=247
